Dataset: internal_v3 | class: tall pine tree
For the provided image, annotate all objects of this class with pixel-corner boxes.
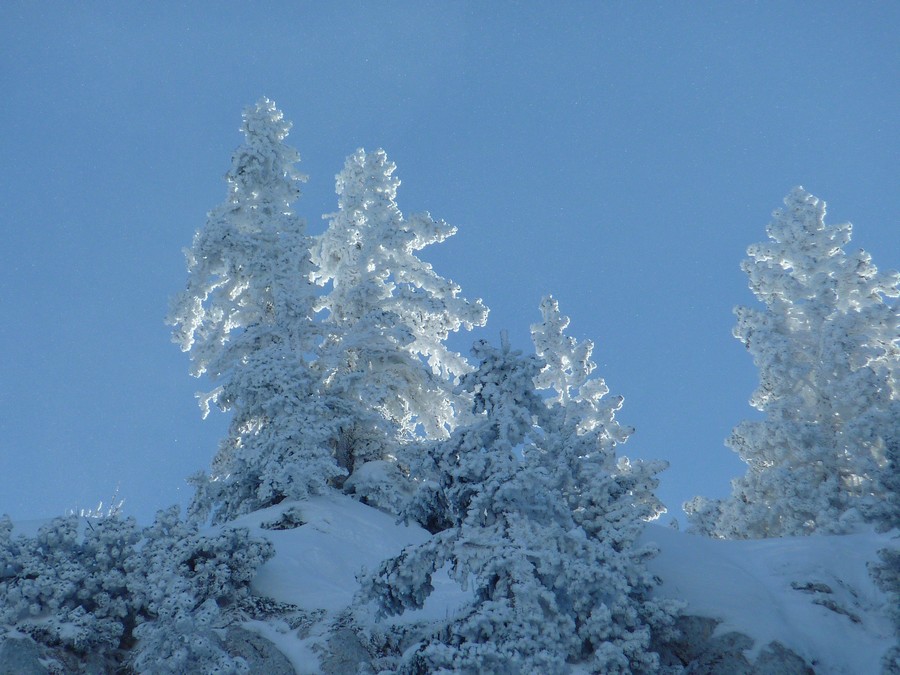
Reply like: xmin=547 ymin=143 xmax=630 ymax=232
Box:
xmin=311 ymin=148 xmax=488 ymax=483
xmin=686 ymin=188 xmax=900 ymax=537
xmin=167 ymin=99 xmax=343 ymax=524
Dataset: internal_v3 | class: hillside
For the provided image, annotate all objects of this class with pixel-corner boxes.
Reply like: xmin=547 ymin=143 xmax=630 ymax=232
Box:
xmin=233 ymin=495 xmax=896 ymax=673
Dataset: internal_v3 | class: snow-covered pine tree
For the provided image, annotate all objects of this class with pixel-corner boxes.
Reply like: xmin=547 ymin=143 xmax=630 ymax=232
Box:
xmin=311 ymin=148 xmax=488 ymax=500
xmin=686 ymin=188 xmax=900 ymax=538
xmin=531 ymin=296 xmax=669 ymax=539
xmin=167 ymin=99 xmax=343 ymax=525
xmin=361 ymin=304 xmax=674 ymax=673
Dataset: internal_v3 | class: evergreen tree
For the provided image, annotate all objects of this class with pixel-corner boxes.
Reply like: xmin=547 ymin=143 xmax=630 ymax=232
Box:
xmin=167 ymin=99 xmax=343 ymax=524
xmin=531 ymin=297 xmax=668 ymax=539
xmin=361 ymin=303 xmax=673 ymax=673
xmin=311 ymin=148 xmax=488 ymax=489
xmin=686 ymin=188 xmax=900 ymax=537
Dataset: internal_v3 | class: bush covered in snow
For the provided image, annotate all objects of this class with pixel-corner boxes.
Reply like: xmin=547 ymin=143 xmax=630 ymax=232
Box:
xmin=0 ymin=513 xmax=141 ymax=667
xmin=0 ymin=507 xmax=273 ymax=673
xmin=870 ymin=546 xmax=900 ymax=673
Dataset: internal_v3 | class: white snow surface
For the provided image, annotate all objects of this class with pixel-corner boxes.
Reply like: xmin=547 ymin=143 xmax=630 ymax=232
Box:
xmin=239 ymin=494 xmax=431 ymax=612
xmin=225 ymin=495 xmax=895 ymax=674
xmin=8 ymin=500 xmax=895 ymax=673
xmin=231 ymin=494 xmax=470 ymax=673
xmin=641 ymin=524 xmax=897 ymax=674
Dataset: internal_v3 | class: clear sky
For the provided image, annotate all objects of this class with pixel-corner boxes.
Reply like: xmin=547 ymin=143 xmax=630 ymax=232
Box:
xmin=1 ymin=3 xmax=897 ymax=525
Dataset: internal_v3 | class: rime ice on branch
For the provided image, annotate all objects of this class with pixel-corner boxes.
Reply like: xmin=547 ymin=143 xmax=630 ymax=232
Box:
xmin=311 ymin=148 xmax=488 ymax=475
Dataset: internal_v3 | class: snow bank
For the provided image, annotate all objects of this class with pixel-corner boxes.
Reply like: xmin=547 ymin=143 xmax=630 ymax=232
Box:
xmin=234 ymin=494 xmax=432 ymax=612
xmin=641 ymin=524 xmax=897 ymax=674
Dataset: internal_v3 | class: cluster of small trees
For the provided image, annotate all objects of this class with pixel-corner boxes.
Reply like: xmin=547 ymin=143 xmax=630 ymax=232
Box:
xmin=0 ymin=99 xmax=896 ymax=672
xmin=0 ymin=508 xmax=272 ymax=673
xmin=163 ymin=98 xmax=677 ymax=671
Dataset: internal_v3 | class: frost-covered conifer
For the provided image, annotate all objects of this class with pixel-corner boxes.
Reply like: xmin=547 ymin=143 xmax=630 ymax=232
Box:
xmin=167 ymin=99 xmax=343 ymax=524
xmin=362 ymin=307 xmax=674 ymax=673
xmin=686 ymin=188 xmax=900 ymax=537
xmin=312 ymin=149 xmax=488 ymax=486
xmin=531 ymin=296 xmax=668 ymax=539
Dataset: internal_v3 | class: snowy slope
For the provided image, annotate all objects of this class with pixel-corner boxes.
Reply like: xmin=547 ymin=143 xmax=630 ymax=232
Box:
xmin=641 ymin=524 xmax=896 ymax=674
xmin=225 ymin=496 xmax=895 ymax=674
xmin=8 ymin=497 xmax=892 ymax=672
xmin=242 ymin=495 xmax=431 ymax=613
xmin=231 ymin=494 xmax=470 ymax=673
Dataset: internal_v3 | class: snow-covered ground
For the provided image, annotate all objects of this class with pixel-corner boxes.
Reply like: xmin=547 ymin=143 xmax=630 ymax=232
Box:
xmin=6 ymin=495 xmax=894 ymax=672
xmin=640 ymin=524 xmax=896 ymax=674
xmin=233 ymin=495 xmax=470 ymax=673
xmin=228 ymin=495 xmax=896 ymax=674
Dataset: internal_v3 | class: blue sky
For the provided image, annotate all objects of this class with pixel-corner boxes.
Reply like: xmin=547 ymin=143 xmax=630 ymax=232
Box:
xmin=2 ymin=3 xmax=897 ymax=525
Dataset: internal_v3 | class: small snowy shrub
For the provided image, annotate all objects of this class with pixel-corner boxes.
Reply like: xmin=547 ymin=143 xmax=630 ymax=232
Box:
xmin=870 ymin=546 xmax=900 ymax=673
xmin=344 ymin=459 xmax=416 ymax=515
xmin=0 ymin=506 xmax=273 ymax=673
xmin=129 ymin=506 xmax=274 ymax=673
xmin=0 ymin=514 xmax=140 ymax=663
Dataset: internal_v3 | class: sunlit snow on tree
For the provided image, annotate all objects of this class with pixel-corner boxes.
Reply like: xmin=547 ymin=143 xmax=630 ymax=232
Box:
xmin=312 ymin=148 xmax=488 ymax=452
xmin=168 ymin=101 xmax=489 ymax=525
xmin=687 ymin=188 xmax=900 ymax=538
xmin=167 ymin=99 xmax=344 ymax=524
